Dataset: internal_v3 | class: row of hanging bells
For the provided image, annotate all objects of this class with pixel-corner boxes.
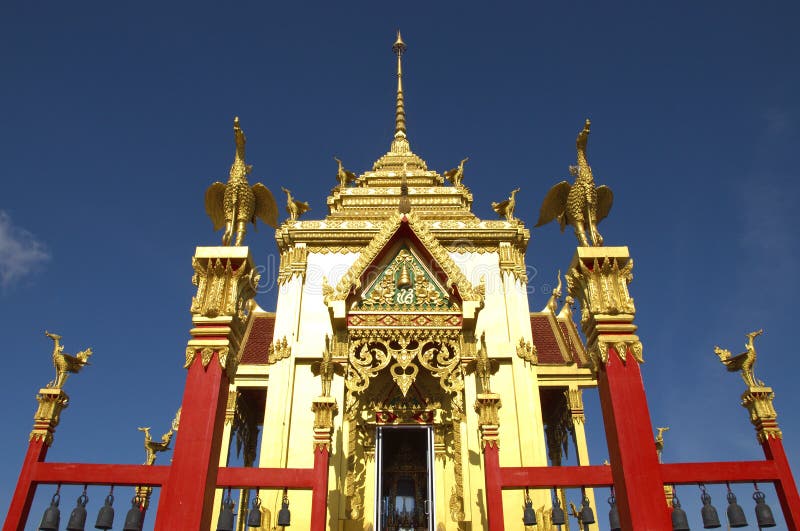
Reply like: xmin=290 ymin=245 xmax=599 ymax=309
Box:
xmin=39 ymin=488 xmax=144 ymax=531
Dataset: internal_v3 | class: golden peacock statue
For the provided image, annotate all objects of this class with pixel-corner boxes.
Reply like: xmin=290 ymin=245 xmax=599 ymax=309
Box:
xmin=44 ymin=331 xmax=92 ymax=389
xmin=282 ymin=187 xmax=310 ymax=221
xmin=443 ymin=157 xmax=469 ymax=187
xmin=205 ymin=117 xmax=278 ymax=246
xmin=491 ymin=188 xmax=520 ymax=221
xmin=535 ymin=119 xmax=614 ymax=246
xmin=714 ymin=329 xmax=765 ymax=388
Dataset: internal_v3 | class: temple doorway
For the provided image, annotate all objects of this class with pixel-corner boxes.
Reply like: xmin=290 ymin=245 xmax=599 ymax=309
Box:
xmin=375 ymin=426 xmax=435 ymax=531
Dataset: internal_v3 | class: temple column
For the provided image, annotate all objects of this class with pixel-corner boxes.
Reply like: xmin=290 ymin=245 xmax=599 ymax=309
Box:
xmin=3 ymin=388 xmax=68 ymax=531
xmin=741 ymin=385 xmax=800 ymax=529
xmin=310 ymin=396 xmax=336 ymax=531
xmin=476 ymin=393 xmax=503 ymax=531
xmin=566 ymin=386 xmax=597 ymax=530
xmin=155 ymin=246 xmax=258 ymax=529
xmin=566 ymin=246 xmax=671 ymax=528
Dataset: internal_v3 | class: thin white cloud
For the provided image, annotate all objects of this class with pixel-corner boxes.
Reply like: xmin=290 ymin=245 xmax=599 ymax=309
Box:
xmin=0 ymin=211 xmax=50 ymax=288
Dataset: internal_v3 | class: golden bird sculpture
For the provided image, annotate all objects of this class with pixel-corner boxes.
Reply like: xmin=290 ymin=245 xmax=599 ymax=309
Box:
xmin=311 ymin=335 xmax=345 ymax=397
xmin=535 ymin=119 xmax=614 ymax=246
xmin=714 ymin=329 xmax=765 ymax=388
xmin=655 ymin=426 xmax=670 ymax=463
xmin=44 ymin=331 xmax=92 ymax=389
xmin=137 ymin=408 xmax=180 ymax=465
xmin=281 ymin=187 xmax=310 ymax=222
xmin=334 ymin=157 xmax=358 ymax=190
xmin=491 ymin=188 xmax=520 ymax=221
xmin=467 ymin=333 xmax=498 ymax=392
xmin=443 ymin=157 xmax=469 ymax=187
xmin=205 ymin=117 xmax=278 ymax=246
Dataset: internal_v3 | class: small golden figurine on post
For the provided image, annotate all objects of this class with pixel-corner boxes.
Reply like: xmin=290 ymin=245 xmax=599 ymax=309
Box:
xmin=281 ymin=187 xmax=310 ymax=222
xmin=443 ymin=157 xmax=469 ymax=187
xmin=491 ymin=188 xmax=520 ymax=222
xmin=44 ymin=331 xmax=92 ymax=390
xmin=714 ymin=329 xmax=765 ymax=388
xmin=536 ymin=119 xmax=614 ymax=247
xmin=205 ymin=117 xmax=279 ymax=246
xmin=334 ymin=157 xmax=358 ymax=190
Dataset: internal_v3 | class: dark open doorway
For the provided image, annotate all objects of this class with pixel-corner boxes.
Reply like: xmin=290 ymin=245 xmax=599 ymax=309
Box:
xmin=376 ymin=426 xmax=434 ymax=531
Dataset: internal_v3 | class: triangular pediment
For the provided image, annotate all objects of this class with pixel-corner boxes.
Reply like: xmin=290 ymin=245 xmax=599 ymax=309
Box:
xmin=358 ymin=244 xmax=455 ymax=311
xmin=329 ymin=213 xmax=482 ymax=306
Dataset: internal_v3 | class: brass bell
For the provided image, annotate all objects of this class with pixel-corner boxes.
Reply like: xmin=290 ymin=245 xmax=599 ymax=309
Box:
xmin=122 ymin=496 xmax=144 ymax=531
xmin=700 ymin=490 xmax=721 ymax=528
xmin=39 ymin=490 xmax=61 ymax=531
xmin=94 ymin=492 xmax=115 ymax=530
xmin=522 ymin=497 xmax=537 ymax=526
xmin=753 ymin=490 xmax=776 ymax=528
xmin=671 ymin=495 xmax=689 ymax=531
xmin=578 ymin=495 xmax=595 ymax=525
xmin=246 ymin=496 xmax=262 ymax=528
xmin=216 ymin=492 xmax=236 ymax=531
xmin=726 ymin=490 xmax=748 ymax=528
xmin=66 ymin=491 xmax=89 ymax=531
xmin=607 ymin=495 xmax=621 ymax=531
xmin=551 ymin=495 xmax=566 ymax=525
xmin=277 ymin=492 xmax=291 ymax=527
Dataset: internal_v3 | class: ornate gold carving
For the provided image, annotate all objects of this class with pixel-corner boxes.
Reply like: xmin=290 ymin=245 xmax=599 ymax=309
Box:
xmin=29 ymin=388 xmax=69 ymax=445
xmin=190 ymin=254 xmax=260 ymax=321
xmin=566 ymin=248 xmax=641 ymax=367
xmin=536 ymin=119 xmax=614 ymax=247
xmin=330 ymin=213 xmax=481 ymax=305
xmin=475 ymin=393 xmax=502 ymax=448
xmin=205 ymin=117 xmax=278 ymax=246
xmin=311 ymin=396 xmax=338 ymax=450
xmin=358 ymin=248 xmax=454 ymax=311
xmin=714 ymin=329 xmax=765 ymax=388
xmin=566 ymin=388 xmax=585 ymax=424
xmin=491 ymin=188 xmax=520 ymax=221
xmin=184 ymin=346 xmax=233 ymax=374
xmin=225 ymin=390 xmax=237 ymax=424
xmin=281 ymin=187 xmax=310 ymax=222
xmin=517 ymin=337 xmax=538 ymax=364
xmin=498 ymin=241 xmax=528 ymax=283
xmin=741 ymin=386 xmax=782 ymax=441
xmin=346 ymin=332 xmax=463 ymax=397
xmin=277 ymin=244 xmax=308 ymax=285
xmin=43 ymin=331 xmax=92 ymax=390
xmin=267 ymin=337 xmax=291 ymax=364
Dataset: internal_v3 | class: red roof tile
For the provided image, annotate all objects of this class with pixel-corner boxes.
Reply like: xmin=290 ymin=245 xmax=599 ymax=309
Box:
xmin=530 ymin=314 xmax=568 ymax=365
xmin=240 ymin=313 xmax=275 ymax=365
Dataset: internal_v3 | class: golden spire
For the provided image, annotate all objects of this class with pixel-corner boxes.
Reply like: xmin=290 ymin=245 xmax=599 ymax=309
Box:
xmin=391 ymin=30 xmax=410 ymax=153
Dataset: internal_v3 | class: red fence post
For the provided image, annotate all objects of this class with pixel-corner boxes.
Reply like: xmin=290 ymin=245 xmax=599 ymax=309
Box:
xmin=4 ymin=387 xmax=69 ymax=531
xmin=597 ymin=347 xmax=671 ymax=528
xmin=761 ymin=437 xmax=800 ymax=530
xmin=154 ymin=352 xmax=230 ymax=529
xmin=475 ymin=392 xmax=503 ymax=531
xmin=567 ymin=247 xmax=671 ymax=528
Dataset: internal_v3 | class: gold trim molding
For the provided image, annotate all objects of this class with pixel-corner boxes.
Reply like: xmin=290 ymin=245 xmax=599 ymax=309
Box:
xmin=29 ymin=388 xmax=69 ymax=446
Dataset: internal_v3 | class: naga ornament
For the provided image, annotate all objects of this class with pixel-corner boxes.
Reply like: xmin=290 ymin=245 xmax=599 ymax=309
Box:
xmin=536 ymin=119 xmax=614 ymax=246
xmin=205 ymin=117 xmax=278 ymax=246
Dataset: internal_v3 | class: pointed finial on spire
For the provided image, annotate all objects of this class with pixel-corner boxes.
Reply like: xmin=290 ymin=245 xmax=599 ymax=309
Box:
xmin=390 ymin=30 xmax=410 ymax=153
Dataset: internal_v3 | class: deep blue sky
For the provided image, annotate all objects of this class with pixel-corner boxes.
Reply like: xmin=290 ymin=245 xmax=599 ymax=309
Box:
xmin=2 ymin=2 xmax=799 ymax=528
